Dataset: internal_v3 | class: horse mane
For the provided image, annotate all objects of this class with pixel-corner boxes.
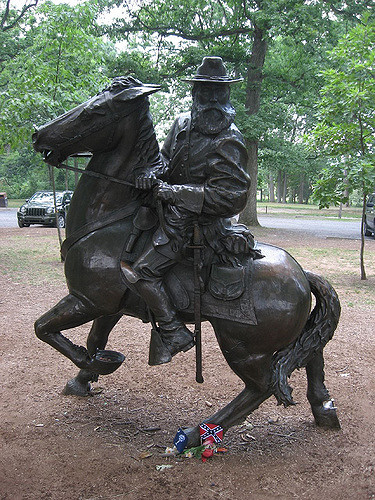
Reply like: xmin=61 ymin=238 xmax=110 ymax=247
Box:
xmin=131 ymin=95 xmax=162 ymax=175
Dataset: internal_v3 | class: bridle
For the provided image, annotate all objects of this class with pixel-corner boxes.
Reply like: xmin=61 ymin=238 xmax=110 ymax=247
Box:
xmin=54 ymin=95 xmax=141 ymax=152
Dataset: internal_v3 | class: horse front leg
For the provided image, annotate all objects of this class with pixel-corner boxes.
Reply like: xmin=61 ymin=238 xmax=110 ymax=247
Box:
xmin=183 ymin=321 xmax=274 ymax=447
xmin=63 ymin=313 xmax=123 ymax=396
xmin=306 ymin=349 xmax=341 ymax=429
xmin=35 ymin=293 xmax=97 ymax=369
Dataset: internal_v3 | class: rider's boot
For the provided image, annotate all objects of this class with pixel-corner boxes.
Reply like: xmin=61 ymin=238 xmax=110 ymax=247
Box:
xmin=121 ymin=262 xmax=195 ymax=364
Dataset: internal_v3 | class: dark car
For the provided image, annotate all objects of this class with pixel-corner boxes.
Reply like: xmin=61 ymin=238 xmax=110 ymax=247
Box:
xmin=364 ymin=192 xmax=375 ymax=237
xmin=17 ymin=190 xmax=73 ymax=228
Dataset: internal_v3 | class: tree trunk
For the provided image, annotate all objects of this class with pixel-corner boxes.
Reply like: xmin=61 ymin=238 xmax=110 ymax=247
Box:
xmin=74 ymin=156 xmax=79 ymax=188
xmin=277 ymin=170 xmax=282 ymax=203
xmin=241 ymin=25 xmax=268 ymax=226
xmin=360 ymin=194 xmax=367 ymax=280
xmin=65 ymin=163 xmax=69 ymax=191
xmin=282 ymin=171 xmax=287 ymax=203
xmin=298 ymin=174 xmax=304 ymax=204
xmin=269 ymin=173 xmax=275 ymax=202
xmin=241 ymin=140 xmax=259 ymax=226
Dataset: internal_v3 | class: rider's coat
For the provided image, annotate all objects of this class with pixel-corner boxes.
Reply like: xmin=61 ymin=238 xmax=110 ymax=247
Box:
xmin=153 ymin=112 xmax=250 ymax=257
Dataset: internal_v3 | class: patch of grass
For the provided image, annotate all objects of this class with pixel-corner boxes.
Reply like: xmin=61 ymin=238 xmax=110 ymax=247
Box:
xmin=6 ymin=199 xmax=24 ymax=208
xmin=0 ymin=232 xmax=63 ymax=285
xmin=286 ymin=245 xmax=375 ymax=307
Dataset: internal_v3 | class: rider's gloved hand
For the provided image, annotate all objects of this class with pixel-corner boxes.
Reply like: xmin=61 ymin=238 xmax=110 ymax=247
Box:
xmin=222 ymin=233 xmax=251 ymax=254
xmin=154 ymin=182 xmax=176 ymax=203
xmin=135 ymin=172 xmax=159 ymax=190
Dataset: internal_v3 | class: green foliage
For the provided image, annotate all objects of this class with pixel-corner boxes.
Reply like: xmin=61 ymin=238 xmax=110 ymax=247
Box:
xmin=0 ymin=147 xmax=46 ymax=198
xmin=2 ymin=0 xmax=374 ymax=204
xmin=310 ymin=18 xmax=375 ymax=206
xmin=313 ymin=18 xmax=375 ymax=151
xmin=0 ymin=146 xmax=85 ymax=198
xmin=0 ymin=1 xmax=114 ymax=149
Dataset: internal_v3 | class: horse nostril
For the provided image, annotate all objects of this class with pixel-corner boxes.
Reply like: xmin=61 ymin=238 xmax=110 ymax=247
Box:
xmin=32 ymin=130 xmax=40 ymax=144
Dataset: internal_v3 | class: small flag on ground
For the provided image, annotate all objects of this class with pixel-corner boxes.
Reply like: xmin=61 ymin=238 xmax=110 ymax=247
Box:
xmin=173 ymin=428 xmax=188 ymax=453
xmin=199 ymin=423 xmax=223 ymax=444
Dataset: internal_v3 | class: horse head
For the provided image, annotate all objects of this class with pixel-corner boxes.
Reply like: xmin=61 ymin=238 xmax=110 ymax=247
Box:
xmin=32 ymin=77 xmax=160 ymax=166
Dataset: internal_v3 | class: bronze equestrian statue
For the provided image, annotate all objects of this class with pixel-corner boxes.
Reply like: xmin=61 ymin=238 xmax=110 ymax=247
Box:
xmin=32 ymin=58 xmax=341 ymax=448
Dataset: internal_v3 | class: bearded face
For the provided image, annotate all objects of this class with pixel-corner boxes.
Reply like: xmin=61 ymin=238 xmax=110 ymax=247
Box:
xmin=191 ymin=83 xmax=236 ymax=135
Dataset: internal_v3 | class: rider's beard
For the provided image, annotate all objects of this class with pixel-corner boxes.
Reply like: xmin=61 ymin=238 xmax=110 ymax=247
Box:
xmin=191 ymin=101 xmax=236 ymax=135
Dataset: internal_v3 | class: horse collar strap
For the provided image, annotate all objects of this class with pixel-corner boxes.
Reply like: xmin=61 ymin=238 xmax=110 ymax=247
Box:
xmin=61 ymin=201 xmax=139 ymax=259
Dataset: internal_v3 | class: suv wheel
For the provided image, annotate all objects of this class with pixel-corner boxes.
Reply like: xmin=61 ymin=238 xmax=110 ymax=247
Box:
xmin=18 ymin=219 xmax=30 ymax=228
xmin=364 ymin=218 xmax=372 ymax=237
xmin=57 ymin=214 xmax=65 ymax=228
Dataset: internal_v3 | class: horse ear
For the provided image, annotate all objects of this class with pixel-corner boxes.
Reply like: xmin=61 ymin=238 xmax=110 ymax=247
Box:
xmin=113 ymin=86 xmax=160 ymax=102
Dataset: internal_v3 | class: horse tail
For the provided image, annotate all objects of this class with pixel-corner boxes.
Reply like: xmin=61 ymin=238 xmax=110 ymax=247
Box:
xmin=271 ymin=271 xmax=341 ymax=407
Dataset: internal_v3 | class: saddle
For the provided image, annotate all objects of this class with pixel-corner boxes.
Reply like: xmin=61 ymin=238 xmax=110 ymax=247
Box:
xmin=121 ymin=205 xmax=259 ymax=325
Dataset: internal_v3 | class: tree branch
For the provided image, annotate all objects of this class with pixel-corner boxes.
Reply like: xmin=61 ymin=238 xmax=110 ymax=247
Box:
xmin=117 ymin=22 xmax=253 ymax=41
xmin=1 ymin=0 xmax=39 ymax=32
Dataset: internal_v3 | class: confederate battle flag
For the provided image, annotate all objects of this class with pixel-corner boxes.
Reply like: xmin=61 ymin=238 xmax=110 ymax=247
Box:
xmin=199 ymin=423 xmax=223 ymax=444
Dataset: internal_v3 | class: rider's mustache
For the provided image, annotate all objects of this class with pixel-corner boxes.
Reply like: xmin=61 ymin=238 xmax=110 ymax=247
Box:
xmin=194 ymin=102 xmax=232 ymax=115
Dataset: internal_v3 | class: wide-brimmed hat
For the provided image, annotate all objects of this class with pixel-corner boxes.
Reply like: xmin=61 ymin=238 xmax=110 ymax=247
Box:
xmin=183 ymin=57 xmax=243 ymax=84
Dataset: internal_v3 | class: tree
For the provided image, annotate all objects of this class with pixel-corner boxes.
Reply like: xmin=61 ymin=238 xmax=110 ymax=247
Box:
xmin=106 ymin=0 xmax=373 ymax=224
xmin=310 ymin=17 xmax=375 ymax=279
xmin=1 ymin=0 xmax=39 ymax=33
xmin=0 ymin=1 xmax=114 ymax=149
xmin=0 ymin=0 xmax=120 ymax=197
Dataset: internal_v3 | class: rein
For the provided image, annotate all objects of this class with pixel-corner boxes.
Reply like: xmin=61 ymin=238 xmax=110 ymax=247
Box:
xmin=60 ymin=200 xmax=139 ymax=259
xmin=56 ymin=161 xmax=135 ymax=188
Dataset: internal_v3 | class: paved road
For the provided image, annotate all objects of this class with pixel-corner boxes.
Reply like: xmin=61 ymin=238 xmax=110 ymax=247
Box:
xmin=0 ymin=208 xmax=20 ymax=228
xmin=258 ymin=215 xmax=363 ymax=240
xmin=0 ymin=207 xmax=369 ymax=240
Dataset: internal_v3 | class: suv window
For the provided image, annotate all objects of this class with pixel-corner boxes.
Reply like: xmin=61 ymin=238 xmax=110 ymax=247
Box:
xmin=30 ymin=192 xmax=64 ymax=204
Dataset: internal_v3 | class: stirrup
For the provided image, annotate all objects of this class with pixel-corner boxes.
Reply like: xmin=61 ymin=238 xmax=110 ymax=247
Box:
xmin=148 ymin=326 xmax=195 ymax=366
xmin=148 ymin=327 xmax=173 ymax=366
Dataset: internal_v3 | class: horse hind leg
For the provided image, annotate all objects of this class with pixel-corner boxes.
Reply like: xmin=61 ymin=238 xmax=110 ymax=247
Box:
xmin=63 ymin=312 xmax=122 ymax=396
xmin=306 ymin=349 xmax=341 ymax=429
xmin=184 ymin=383 xmax=273 ymax=447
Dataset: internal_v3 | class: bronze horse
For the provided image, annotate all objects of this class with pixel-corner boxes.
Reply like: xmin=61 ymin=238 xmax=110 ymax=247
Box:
xmin=32 ymin=77 xmax=341 ymax=447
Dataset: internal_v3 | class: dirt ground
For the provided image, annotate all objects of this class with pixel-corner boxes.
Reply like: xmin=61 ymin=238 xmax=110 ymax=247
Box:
xmin=0 ymin=226 xmax=374 ymax=500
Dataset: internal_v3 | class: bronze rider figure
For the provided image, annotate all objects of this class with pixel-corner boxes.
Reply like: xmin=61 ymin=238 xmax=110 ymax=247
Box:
xmin=121 ymin=57 xmax=258 ymax=365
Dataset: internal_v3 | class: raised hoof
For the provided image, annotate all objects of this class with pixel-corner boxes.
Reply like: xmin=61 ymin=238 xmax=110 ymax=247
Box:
xmin=62 ymin=377 xmax=92 ymax=397
xmin=312 ymin=400 xmax=341 ymax=429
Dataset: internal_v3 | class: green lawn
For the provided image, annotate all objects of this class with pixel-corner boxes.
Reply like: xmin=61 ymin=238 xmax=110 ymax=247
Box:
xmin=257 ymin=201 xmax=362 ymax=219
xmin=6 ymin=199 xmax=24 ymax=208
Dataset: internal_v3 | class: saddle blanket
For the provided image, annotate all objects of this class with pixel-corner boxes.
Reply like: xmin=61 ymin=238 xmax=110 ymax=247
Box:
xmin=164 ymin=261 xmax=258 ymax=325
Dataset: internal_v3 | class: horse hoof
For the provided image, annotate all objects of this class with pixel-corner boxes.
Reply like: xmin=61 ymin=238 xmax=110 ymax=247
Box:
xmin=62 ymin=378 xmax=92 ymax=397
xmin=312 ymin=400 xmax=341 ymax=429
xmin=183 ymin=426 xmax=201 ymax=447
